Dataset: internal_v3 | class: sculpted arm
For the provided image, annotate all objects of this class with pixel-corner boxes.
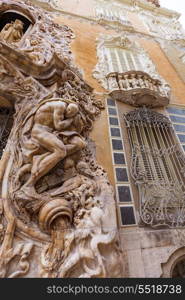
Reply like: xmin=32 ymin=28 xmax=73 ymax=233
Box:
xmin=53 ymin=104 xmax=73 ymax=131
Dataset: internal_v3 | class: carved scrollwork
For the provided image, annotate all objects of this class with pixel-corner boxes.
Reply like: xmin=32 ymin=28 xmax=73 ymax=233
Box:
xmin=0 ymin=217 xmax=34 ymax=278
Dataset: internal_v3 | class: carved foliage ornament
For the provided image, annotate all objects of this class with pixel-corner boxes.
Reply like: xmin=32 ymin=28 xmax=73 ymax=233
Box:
xmin=0 ymin=0 xmax=122 ymax=278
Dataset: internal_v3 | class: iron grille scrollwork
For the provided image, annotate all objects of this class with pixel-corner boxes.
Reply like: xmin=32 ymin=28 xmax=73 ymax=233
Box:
xmin=124 ymin=107 xmax=185 ymax=228
xmin=0 ymin=107 xmax=14 ymax=158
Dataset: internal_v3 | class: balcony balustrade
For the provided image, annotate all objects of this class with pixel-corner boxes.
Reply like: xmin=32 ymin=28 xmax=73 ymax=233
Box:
xmin=106 ymin=71 xmax=170 ymax=108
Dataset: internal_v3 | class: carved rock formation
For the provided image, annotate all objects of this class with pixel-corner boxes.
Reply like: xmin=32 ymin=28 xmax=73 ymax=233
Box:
xmin=0 ymin=0 xmax=123 ymax=277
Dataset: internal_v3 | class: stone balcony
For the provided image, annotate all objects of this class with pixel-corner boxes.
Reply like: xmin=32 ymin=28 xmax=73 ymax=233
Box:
xmin=106 ymin=71 xmax=170 ymax=108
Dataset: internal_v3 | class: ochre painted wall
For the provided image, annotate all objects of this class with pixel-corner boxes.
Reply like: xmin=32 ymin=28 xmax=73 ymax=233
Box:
xmin=127 ymin=11 xmax=150 ymax=35
xmin=57 ymin=0 xmax=95 ymax=18
xmin=139 ymin=39 xmax=185 ymax=105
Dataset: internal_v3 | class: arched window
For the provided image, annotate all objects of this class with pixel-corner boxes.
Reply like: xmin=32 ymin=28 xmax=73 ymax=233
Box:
xmin=93 ymin=34 xmax=161 ymax=90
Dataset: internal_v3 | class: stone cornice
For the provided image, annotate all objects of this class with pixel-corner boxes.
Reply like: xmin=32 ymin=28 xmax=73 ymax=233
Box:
xmin=28 ymin=0 xmax=183 ymax=44
xmin=116 ymin=0 xmax=180 ymax=18
xmin=30 ymin=0 xmax=180 ymax=19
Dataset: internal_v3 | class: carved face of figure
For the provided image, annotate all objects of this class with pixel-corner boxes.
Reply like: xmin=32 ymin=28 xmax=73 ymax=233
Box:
xmin=65 ymin=103 xmax=79 ymax=118
xmin=14 ymin=19 xmax=24 ymax=31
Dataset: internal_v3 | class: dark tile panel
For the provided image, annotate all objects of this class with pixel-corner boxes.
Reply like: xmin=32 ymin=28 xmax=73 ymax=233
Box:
xmin=114 ymin=153 xmax=125 ymax=165
xmin=120 ymin=206 xmax=136 ymax=225
xmin=109 ymin=117 xmax=119 ymax=126
xmin=167 ymin=107 xmax=185 ymax=116
xmin=111 ymin=127 xmax=121 ymax=137
xmin=115 ymin=168 xmax=128 ymax=182
xmin=178 ymin=134 xmax=185 ymax=143
xmin=174 ymin=124 xmax=185 ymax=132
xmin=108 ymin=107 xmax=117 ymax=116
xmin=112 ymin=139 xmax=123 ymax=150
xmin=170 ymin=115 xmax=185 ymax=124
xmin=118 ymin=186 xmax=132 ymax=202
xmin=107 ymin=98 xmax=116 ymax=106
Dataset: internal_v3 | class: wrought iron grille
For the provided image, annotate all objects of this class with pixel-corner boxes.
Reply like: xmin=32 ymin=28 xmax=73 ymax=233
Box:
xmin=124 ymin=107 xmax=185 ymax=228
xmin=0 ymin=107 xmax=14 ymax=158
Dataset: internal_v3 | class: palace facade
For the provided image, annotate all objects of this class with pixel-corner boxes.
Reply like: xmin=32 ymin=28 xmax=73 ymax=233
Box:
xmin=0 ymin=0 xmax=185 ymax=277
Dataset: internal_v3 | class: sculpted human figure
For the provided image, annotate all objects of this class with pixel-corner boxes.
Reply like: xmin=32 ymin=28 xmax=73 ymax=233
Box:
xmin=20 ymin=99 xmax=86 ymax=194
xmin=22 ymin=38 xmax=47 ymax=64
xmin=0 ymin=19 xmax=24 ymax=43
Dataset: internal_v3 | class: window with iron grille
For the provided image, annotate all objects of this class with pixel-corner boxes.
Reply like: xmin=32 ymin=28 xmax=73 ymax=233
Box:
xmin=124 ymin=107 xmax=185 ymax=228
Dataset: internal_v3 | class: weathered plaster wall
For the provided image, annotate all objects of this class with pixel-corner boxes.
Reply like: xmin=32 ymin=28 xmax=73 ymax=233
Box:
xmin=139 ymin=39 xmax=185 ymax=105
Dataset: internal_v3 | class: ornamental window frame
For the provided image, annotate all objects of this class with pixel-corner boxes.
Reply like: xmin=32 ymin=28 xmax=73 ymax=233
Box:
xmin=124 ymin=106 xmax=185 ymax=228
xmin=93 ymin=33 xmax=168 ymax=90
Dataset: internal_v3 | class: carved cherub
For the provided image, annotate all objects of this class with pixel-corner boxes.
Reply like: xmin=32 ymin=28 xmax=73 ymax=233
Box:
xmin=21 ymin=38 xmax=47 ymax=64
xmin=0 ymin=19 xmax=24 ymax=43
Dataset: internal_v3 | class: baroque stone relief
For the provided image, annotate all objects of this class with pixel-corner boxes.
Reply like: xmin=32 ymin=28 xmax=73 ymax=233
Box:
xmin=94 ymin=0 xmax=134 ymax=32
xmin=0 ymin=0 xmax=75 ymax=66
xmin=0 ymin=0 xmax=123 ymax=277
xmin=139 ymin=10 xmax=185 ymax=41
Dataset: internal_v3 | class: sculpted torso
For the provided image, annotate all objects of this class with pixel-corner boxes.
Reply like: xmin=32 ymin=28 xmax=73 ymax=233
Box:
xmin=33 ymin=101 xmax=67 ymax=129
xmin=21 ymin=100 xmax=86 ymax=192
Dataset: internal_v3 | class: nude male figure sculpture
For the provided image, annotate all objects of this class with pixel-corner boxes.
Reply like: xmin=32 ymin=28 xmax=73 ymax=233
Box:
xmin=20 ymin=99 xmax=86 ymax=193
xmin=0 ymin=19 xmax=24 ymax=43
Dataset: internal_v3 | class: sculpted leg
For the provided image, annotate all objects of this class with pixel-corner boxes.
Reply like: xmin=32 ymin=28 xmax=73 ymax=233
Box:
xmin=66 ymin=136 xmax=86 ymax=156
xmin=24 ymin=130 xmax=67 ymax=187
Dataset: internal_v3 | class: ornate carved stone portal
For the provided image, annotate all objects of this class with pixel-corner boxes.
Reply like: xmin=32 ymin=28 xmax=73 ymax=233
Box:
xmin=0 ymin=0 xmax=122 ymax=277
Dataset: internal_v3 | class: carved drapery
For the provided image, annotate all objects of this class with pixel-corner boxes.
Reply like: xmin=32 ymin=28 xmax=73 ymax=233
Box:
xmin=124 ymin=107 xmax=185 ymax=228
xmin=0 ymin=0 xmax=122 ymax=278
